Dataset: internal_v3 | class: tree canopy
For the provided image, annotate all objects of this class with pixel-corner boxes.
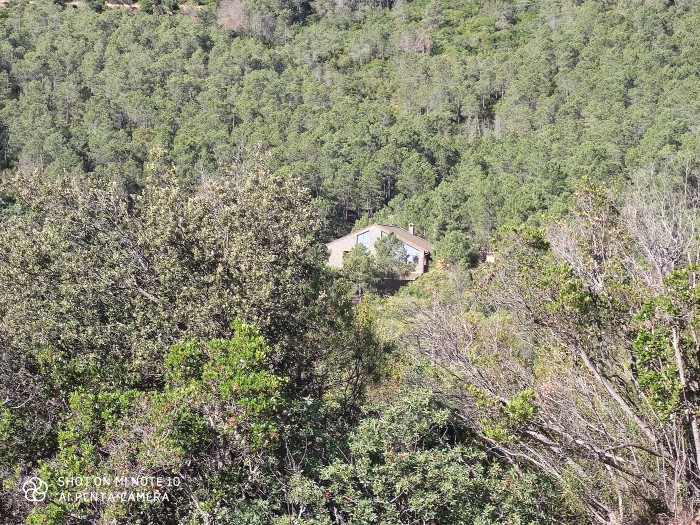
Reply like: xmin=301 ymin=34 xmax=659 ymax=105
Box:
xmin=3 ymin=0 xmax=700 ymax=261
xmin=3 ymin=0 xmax=700 ymax=523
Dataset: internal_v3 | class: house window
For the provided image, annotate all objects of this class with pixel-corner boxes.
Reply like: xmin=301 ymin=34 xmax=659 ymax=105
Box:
xmin=356 ymin=231 xmax=370 ymax=248
xmin=404 ymin=244 xmax=421 ymax=266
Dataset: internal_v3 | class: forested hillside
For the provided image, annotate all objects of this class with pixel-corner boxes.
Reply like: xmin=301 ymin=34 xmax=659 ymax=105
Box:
xmin=3 ymin=0 xmax=700 ymax=524
xmin=3 ymin=0 xmax=700 ymax=257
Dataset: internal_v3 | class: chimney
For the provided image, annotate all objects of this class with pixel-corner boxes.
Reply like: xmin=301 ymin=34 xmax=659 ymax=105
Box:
xmin=408 ymin=223 xmax=415 ymax=235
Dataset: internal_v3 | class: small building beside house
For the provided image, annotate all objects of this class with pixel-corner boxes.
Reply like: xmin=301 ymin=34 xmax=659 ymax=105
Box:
xmin=327 ymin=223 xmax=434 ymax=280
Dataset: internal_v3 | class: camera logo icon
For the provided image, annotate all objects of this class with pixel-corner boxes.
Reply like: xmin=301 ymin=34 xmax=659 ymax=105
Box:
xmin=22 ymin=476 xmax=48 ymax=502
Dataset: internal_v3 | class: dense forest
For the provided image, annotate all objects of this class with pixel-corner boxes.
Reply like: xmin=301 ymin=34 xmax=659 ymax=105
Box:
xmin=2 ymin=0 xmax=700 ymax=523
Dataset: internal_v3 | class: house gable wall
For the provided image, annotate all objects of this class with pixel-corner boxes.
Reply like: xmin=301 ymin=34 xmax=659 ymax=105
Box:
xmin=327 ymin=225 xmax=429 ymax=279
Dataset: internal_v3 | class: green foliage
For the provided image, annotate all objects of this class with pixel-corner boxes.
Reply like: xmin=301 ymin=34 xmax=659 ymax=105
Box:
xmin=386 ymin=179 xmax=700 ymax=523
xmin=434 ymin=230 xmax=478 ymax=267
xmin=475 ymin=389 xmax=538 ymax=445
xmin=5 ymin=1 xmax=700 ymax=524
xmin=295 ymin=389 xmax=576 ymax=525
xmin=341 ymin=244 xmax=379 ymax=296
xmin=632 ymin=265 xmax=700 ymax=420
xmin=28 ymin=323 xmax=288 ymax=524
xmin=341 ymin=233 xmax=416 ymax=296
xmin=633 ymin=326 xmax=682 ymax=419
xmin=0 ymin=158 xmax=396 ymax=523
xmin=374 ymin=232 xmax=416 ymax=280
xmin=2 ymin=0 xmax=697 ymax=245
xmin=0 ymin=168 xmax=359 ymax=523
xmin=139 ymin=0 xmax=154 ymax=13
